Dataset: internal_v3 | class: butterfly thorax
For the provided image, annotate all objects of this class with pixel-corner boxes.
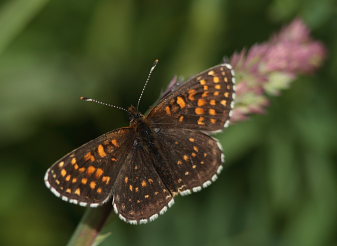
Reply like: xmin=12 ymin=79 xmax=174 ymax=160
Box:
xmin=127 ymin=105 xmax=154 ymax=148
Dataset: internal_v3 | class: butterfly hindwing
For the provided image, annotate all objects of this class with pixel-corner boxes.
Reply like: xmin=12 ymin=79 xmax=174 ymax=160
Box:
xmin=147 ymin=64 xmax=235 ymax=132
xmin=112 ymin=138 xmax=174 ymax=224
xmin=151 ymin=128 xmax=224 ymax=196
xmin=44 ymin=128 xmax=133 ymax=207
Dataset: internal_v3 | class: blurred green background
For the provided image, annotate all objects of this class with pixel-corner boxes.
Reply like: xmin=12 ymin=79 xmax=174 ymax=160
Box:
xmin=0 ymin=0 xmax=336 ymax=246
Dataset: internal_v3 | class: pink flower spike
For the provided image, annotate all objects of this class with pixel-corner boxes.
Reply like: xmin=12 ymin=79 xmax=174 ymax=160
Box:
xmin=230 ymin=18 xmax=326 ymax=124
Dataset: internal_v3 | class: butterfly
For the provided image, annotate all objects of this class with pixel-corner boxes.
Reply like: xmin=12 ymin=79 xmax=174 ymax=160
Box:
xmin=44 ymin=61 xmax=236 ymax=225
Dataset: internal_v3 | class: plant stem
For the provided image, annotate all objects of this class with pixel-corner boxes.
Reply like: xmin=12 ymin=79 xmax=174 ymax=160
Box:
xmin=66 ymin=204 xmax=114 ymax=246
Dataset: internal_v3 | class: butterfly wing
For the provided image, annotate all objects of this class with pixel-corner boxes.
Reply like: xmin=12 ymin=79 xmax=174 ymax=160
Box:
xmin=111 ymin=127 xmax=224 ymax=224
xmin=44 ymin=127 xmax=134 ymax=207
xmin=112 ymin=138 xmax=174 ymax=224
xmin=151 ymin=128 xmax=224 ymax=196
xmin=147 ymin=63 xmax=235 ymax=132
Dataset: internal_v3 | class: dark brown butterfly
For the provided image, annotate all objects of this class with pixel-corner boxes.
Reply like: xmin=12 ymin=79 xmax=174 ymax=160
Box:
xmin=44 ymin=62 xmax=236 ymax=225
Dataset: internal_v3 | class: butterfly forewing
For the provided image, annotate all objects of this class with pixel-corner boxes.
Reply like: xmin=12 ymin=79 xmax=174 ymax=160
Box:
xmin=147 ymin=64 xmax=235 ymax=132
xmin=45 ymin=128 xmax=133 ymax=207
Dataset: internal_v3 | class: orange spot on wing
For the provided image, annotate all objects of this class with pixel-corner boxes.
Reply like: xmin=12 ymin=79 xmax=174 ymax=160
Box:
xmin=210 ymin=99 xmax=216 ymax=105
xmin=61 ymin=169 xmax=67 ymax=177
xmin=224 ymin=92 xmax=230 ymax=97
xmin=58 ymin=161 xmax=65 ymax=168
xmin=66 ymin=175 xmax=71 ymax=181
xmin=202 ymin=91 xmax=209 ymax=98
xmin=81 ymin=178 xmax=88 ymax=184
xmin=198 ymin=117 xmax=205 ymax=125
xmin=84 ymin=152 xmax=95 ymax=162
xmin=97 ymin=188 xmax=102 ymax=194
xmin=199 ymin=79 xmax=207 ymax=85
xmin=189 ymin=138 xmax=195 ymax=142
xmin=213 ymin=77 xmax=220 ymax=83
xmin=221 ymin=100 xmax=228 ymax=106
xmin=66 ymin=188 xmax=71 ymax=193
xmin=183 ymin=155 xmax=189 ymax=161
xmin=112 ymin=139 xmax=119 ymax=147
xmin=195 ymin=108 xmax=205 ymax=115
xmin=129 ymin=184 xmax=133 ymax=191
xmin=177 ymin=96 xmax=186 ymax=108
xmin=95 ymin=168 xmax=104 ymax=178
xmin=214 ymin=91 xmax=220 ymax=96
xmin=72 ymin=178 xmax=78 ymax=183
xmin=148 ymin=178 xmax=154 ymax=184
xmin=87 ymin=166 xmax=96 ymax=175
xmin=177 ymin=160 xmax=183 ymax=165
xmin=75 ymin=188 xmax=81 ymax=195
xmin=198 ymin=99 xmax=207 ymax=106
xmin=102 ymin=176 xmax=111 ymax=185
xmin=71 ymin=158 xmax=76 ymax=165
xmin=209 ymin=109 xmax=217 ymax=115
xmin=208 ymin=70 xmax=215 ymax=75
xmin=211 ymin=118 xmax=217 ymax=124
xmin=79 ymin=167 xmax=86 ymax=173
xmin=165 ymin=106 xmax=171 ymax=115
xmin=179 ymin=115 xmax=184 ymax=122
xmin=97 ymin=144 xmax=107 ymax=157
xmin=90 ymin=181 xmax=97 ymax=189
xmin=124 ymin=177 xmax=129 ymax=183
xmin=215 ymin=84 xmax=221 ymax=89
xmin=188 ymin=89 xmax=197 ymax=100
xmin=193 ymin=146 xmax=199 ymax=152
xmin=141 ymin=180 xmax=147 ymax=187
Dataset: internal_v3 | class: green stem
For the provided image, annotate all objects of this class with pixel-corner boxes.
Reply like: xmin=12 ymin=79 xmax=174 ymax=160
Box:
xmin=67 ymin=204 xmax=114 ymax=246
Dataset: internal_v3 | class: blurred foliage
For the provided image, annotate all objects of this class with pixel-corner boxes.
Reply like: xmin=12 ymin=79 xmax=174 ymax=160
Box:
xmin=0 ymin=0 xmax=336 ymax=246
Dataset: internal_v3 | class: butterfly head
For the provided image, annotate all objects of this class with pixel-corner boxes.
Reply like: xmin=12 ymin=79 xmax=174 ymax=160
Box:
xmin=128 ymin=105 xmax=143 ymax=123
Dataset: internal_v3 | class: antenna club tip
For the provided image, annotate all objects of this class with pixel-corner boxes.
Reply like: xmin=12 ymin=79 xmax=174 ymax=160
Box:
xmin=80 ymin=96 xmax=91 ymax=101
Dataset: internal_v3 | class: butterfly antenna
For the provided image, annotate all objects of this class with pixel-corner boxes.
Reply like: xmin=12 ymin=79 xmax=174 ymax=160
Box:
xmin=137 ymin=59 xmax=159 ymax=109
xmin=80 ymin=96 xmax=128 ymax=112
